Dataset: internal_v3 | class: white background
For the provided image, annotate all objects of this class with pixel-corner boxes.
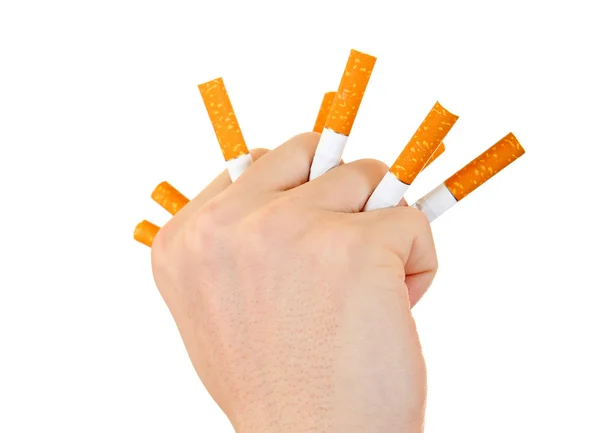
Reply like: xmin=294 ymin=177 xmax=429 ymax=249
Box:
xmin=1 ymin=0 xmax=599 ymax=431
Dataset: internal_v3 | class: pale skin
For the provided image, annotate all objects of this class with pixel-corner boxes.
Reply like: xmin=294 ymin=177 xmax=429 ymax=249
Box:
xmin=151 ymin=132 xmax=438 ymax=433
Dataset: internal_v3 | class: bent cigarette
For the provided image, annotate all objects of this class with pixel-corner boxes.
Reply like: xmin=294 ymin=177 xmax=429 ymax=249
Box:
xmin=198 ymin=77 xmax=252 ymax=181
xmin=423 ymin=142 xmax=445 ymax=170
xmin=309 ymin=49 xmax=377 ymax=180
xmin=364 ymin=102 xmax=458 ymax=211
xmin=313 ymin=92 xmax=336 ymax=133
xmin=413 ymin=132 xmax=525 ymax=222
xmin=134 ymin=220 xmax=160 ymax=247
xmin=151 ymin=181 xmax=190 ymax=215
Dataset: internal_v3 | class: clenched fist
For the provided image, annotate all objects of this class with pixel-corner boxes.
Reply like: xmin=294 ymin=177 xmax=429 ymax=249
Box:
xmin=151 ymin=132 xmax=437 ymax=433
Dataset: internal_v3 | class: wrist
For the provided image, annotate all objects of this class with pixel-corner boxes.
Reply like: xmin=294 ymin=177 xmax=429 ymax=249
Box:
xmin=234 ymin=410 xmax=424 ymax=433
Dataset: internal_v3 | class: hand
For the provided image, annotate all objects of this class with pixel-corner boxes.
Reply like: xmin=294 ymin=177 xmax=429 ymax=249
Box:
xmin=151 ymin=132 xmax=438 ymax=433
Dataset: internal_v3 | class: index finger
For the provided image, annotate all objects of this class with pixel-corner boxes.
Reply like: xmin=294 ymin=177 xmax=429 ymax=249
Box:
xmin=167 ymin=148 xmax=270 ymax=223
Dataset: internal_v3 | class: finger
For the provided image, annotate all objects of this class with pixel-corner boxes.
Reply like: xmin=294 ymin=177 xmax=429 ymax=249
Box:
xmin=358 ymin=206 xmax=437 ymax=307
xmin=169 ymin=147 xmax=270 ymax=224
xmin=289 ymin=158 xmax=388 ymax=213
xmin=232 ymin=132 xmax=320 ymax=194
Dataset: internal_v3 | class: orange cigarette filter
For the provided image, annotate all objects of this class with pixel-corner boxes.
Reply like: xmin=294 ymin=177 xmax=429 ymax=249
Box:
xmin=151 ymin=181 xmax=190 ymax=215
xmin=325 ymin=49 xmax=377 ymax=136
xmin=313 ymin=91 xmax=336 ymax=133
xmin=198 ymin=77 xmax=249 ymax=161
xmin=390 ymin=102 xmax=458 ymax=185
xmin=445 ymin=132 xmax=525 ymax=201
xmin=423 ymin=142 xmax=445 ymax=170
xmin=134 ymin=220 xmax=160 ymax=248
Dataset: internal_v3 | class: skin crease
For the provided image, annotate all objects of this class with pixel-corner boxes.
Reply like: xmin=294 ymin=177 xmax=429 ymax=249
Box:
xmin=151 ymin=132 xmax=437 ymax=433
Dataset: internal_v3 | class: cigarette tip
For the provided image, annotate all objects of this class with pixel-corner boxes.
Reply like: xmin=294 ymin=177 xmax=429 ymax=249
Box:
xmin=134 ymin=220 xmax=149 ymax=238
xmin=435 ymin=101 xmax=459 ymax=122
xmin=151 ymin=181 xmax=169 ymax=199
xmin=504 ymin=132 xmax=525 ymax=158
xmin=134 ymin=221 xmax=144 ymax=238
xmin=350 ymin=48 xmax=377 ymax=61
xmin=198 ymin=77 xmax=223 ymax=90
xmin=134 ymin=220 xmax=160 ymax=247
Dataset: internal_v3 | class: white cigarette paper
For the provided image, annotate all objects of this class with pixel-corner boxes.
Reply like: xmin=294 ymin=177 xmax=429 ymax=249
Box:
xmin=309 ymin=49 xmax=377 ymax=180
xmin=363 ymin=172 xmax=410 ymax=211
xmin=411 ymin=183 xmax=458 ymax=222
xmin=226 ymin=153 xmax=253 ymax=182
xmin=309 ymin=128 xmax=348 ymax=180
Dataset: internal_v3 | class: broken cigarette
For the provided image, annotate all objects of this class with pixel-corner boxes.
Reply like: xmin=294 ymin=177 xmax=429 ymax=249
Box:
xmin=423 ymin=142 xmax=445 ymax=170
xmin=412 ymin=132 xmax=525 ymax=222
xmin=363 ymin=102 xmax=458 ymax=211
xmin=151 ymin=181 xmax=190 ymax=215
xmin=198 ymin=77 xmax=252 ymax=181
xmin=134 ymin=220 xmax=160 ymax=247
xmin=309 ymin=49 xmax=377 ymax=180
xmin=313 ymin=91 xmax=336 ymax=133
xmin=135 ymin=182 xmax=188 ymax=249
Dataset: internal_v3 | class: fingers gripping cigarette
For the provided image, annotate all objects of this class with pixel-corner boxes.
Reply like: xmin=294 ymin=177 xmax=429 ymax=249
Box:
xmin=364 ymin=102 xmax=458 ymax=211
xmin=413 ymin=132 xmax=525 ymax=222
xmin=198 ymin=77 xmax=252 ymax=181
xmin=309 ymin=49 xmax=377 ymax=180
xmin=134 ymin=220 xmax=160 ymax=247
xmin=137 ymin=80 xmax=249 ymax=248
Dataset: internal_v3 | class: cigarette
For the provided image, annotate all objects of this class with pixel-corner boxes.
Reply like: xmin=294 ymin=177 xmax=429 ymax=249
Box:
xmin=151 ymin=181 xmax=190 ymax=215
xmin=309 ymin=49 xmax=377 ymax=180
xmin=413 ymin=132 xmax=525 ymax=222
xmin=363 ymin=102 xmax=458 ymax=211
xmin=134 ymin=220 xmax=160 ymax=247
xmin=198 ymin=77 xmax=252 ymax=181
xmin=313 ymin=91 xmax=336 ymax=133
xmin=423 ymin=142 xmax=445 ymax=170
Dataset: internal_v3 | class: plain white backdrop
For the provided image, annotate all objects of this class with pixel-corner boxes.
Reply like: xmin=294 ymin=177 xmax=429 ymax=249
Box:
xmin=1 ymin=0 xmax=599 ymax=431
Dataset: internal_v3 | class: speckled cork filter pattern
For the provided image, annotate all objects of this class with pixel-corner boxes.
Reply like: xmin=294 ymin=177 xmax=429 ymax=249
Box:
xmin=325 ymin=49 xmax=377 ymax=136
xmin=198 ymin=77 xmax=249 ymax=161
xmin=445 ymin=132 xmax=525 ymax=201
xmin=390 ymin=102 xmax=458 ymax=185
xmin=134 ymin=220 xmax=160 ymax=247
xmin=151 ymin=181 xmax=190 ymax=215
xmin=423 ymin=142 xmax=445 ymax=170
xmin=313 ymin=92 xmax=336 ymax=133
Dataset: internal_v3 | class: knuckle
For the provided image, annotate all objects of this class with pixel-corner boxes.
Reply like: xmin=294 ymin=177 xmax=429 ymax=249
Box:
xmin=432 ymin=255 xmax=439 ymax=273
xmin=285 ymin=131 xmax=321 ymax=155
xmin=312 ymin=218 xmax=368 ymax=265
xmin=183 ymin=199 xmax=227 ymax=253
xmin=405 ymin=205 xmax=432 ymax=230
xmin=249 ymin=147 xmax=269 ymax=160
xmin=150 ymin=224 xmax=170 ymax=272
xmin=330 ymin=219 xmax=367 ymax=250
xmin=243 ymin=197 xmax=293 ymax=238
xmin=403 ymin=206 xmax=438 ymax=271
xmin=292 ymin=131 xmax=320 ymax=142
xmin=359 ymin=158 xmax=389 ymax=176
xmin=150 ymin=220 xmax=179 ymax=293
